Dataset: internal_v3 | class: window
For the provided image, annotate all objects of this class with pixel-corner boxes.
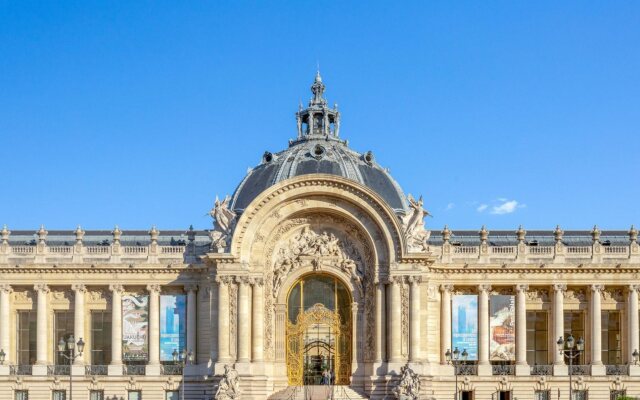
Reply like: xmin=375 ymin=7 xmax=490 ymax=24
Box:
xmin=54 ymin=311 xmax=74 ymax=366
xmin=526 ymin=311 xmax=548 ymax=365
xmin=497 ymin=391 xmax=512 ymax=400
xmin=564 ymin=311 xmax=585 ymax=365
xmin=128 ymin=391 xmax=142 ymax=400
xmin=14 ymin=390 xmax=28 ymax=400
xmin=572 ymin=390 xmax=588 ymax=400
xmin=90 ymin=390 xmax=104 ymax=400
xmin=610 ymin=390 xmax=626 ymax=400
xmin=534 ymin=390 xmax=550 ymax=400
xmin=165 ymin=391 xmax=179 ymax=400
xmin=91 ymin=311 xmax=112 ymax=365
xmin=602 ymin=311 xmax=621 ymax=365
xmin=460 ymin=391 xmax=474 ymax=400
xmin=17 ymin=310 xmax=36 ymax=365
xmin=52 ymin=390 xmax=66 ymax=400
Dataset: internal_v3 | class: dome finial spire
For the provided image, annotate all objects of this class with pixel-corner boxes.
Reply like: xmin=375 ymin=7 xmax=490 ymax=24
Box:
xmin=310 ymin=70 xmax=326 ymax=107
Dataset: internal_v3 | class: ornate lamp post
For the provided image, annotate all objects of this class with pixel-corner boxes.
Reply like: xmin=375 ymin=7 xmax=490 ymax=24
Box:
xmin=57 ymin=336 xmax=85 ymax=400
xmin=446 ymin=347 xmax=468 ymax=400
xmin=557 ymin=334 xmax=584 ymax=400
xmin=173 ymin=348 xmax=194 ymax=400
xmin=0 ymin=349 xmax=5 ymax=365
xmin=632 ymin=349 xmax=639 ymax=365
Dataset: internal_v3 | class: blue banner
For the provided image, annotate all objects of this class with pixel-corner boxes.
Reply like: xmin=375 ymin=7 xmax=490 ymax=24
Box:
xmin=160 ymin=294 xmax=187 ymax=361
xmin=451 ymin=295 xmax=478 ymax=360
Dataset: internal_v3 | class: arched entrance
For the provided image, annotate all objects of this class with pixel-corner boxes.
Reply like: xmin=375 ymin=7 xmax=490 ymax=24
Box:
xmin=286 ymin=274 xmax=352 ymax=385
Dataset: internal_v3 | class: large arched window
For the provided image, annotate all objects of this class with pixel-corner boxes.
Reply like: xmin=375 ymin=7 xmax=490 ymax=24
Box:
xmin=287 ymin=274 xmax=351 ymax=324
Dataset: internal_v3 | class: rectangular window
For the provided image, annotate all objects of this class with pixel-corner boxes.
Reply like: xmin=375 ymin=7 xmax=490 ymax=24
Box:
xmin=563 ymin=311 xmax=585 ymax=365
xmin=534 ymin=390 xmax=550 ymax=400
xmin=460 ymin=391 xmax=474 ymax=400
xmin=602 ymin=311 xmax=621 ymax=365
xmin=52 ymin=390 xmax=66 ymax=400
xmin=128 ymin=391 xmax=142 ymax=400
xmin=610 ymin=390 xmax=626 ymax=400
xmin=17 ymin=311 xmax=37 ymax=365
xmin=526 ymin=311 xmax=548 ymax=365
xmin=572 ymin=390 xmax=588 ymax=400
xmin=14 ymin=390 xmax=28 ymax=400
xmin=91 ymin=311 xmax=112 ymax=365
xmin=498 ymin=391 xmax=512 ymax=400
xmin=165 ymin=391 xmax=179 ymax=400
xmin=54 ymin=311 xmax=74 ymax=365
xmin=90 ymin=390 xmax=104 ymax=400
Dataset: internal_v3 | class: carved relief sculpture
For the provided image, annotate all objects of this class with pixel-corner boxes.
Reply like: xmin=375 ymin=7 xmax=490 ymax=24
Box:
xmin=393 ymin=363 xmax=421 ymax=400
xmin=214 ymin=364 xmax=240 ymax=400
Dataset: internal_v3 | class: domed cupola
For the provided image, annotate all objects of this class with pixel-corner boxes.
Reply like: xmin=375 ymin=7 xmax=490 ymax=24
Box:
xmin=230 ymin=73 xmax=409 ymax=215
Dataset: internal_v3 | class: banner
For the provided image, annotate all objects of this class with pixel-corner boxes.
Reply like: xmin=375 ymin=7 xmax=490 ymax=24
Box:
xmin=160 ymin=294 xmax=187 ymax=361
xmin=122 ymin=294 xmax=149 ymax=361
xmin=490 ymin=295 xmax=515 ymax=361
xmin=451 ymin=295 xmax=478 ymax=360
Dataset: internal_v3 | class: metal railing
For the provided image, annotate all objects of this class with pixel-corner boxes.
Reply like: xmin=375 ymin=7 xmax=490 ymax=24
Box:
xmin=123 ymin=364 xmax=146 ymax=375
xmin=568 ymin=365 xmax=589 ymax=375
xmin=85 ymin=365 xmax=108 ymax=375
xmin=530 ymin=365 xmax=552 ymax=375
xmin=606 ymin=364 xmax=629 ymax=375
xmin=491 ymin=364 xmax=515 ymax=375
xmin=456 ymin=364 xmax=477 ymax=375
xmin=161 ymin=364 xmax=183 ymax=375
xmin=9 ymin=365 xmax=32 ymax=375
xmin=47 ymin=365 xmax=71 ymax=376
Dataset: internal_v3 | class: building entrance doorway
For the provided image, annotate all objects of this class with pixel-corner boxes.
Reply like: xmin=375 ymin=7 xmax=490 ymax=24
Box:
xmin=286 ymin=274 xmax=352 ymax=385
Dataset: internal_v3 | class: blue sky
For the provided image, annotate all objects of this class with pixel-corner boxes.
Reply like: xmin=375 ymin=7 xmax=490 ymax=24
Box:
xmin=1 ymin=2 xmax=638 ymax=231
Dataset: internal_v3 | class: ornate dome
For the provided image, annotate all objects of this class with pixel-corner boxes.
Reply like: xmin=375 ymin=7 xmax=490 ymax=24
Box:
xmin=230 ymin=73 xmax=409 ymax=215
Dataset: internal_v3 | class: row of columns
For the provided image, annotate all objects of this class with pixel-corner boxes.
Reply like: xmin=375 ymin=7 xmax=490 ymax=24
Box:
xmin=440 ymin=283 xmax=640 ymax=372
xmin=0 ymin=283 xmax=198 ymax=365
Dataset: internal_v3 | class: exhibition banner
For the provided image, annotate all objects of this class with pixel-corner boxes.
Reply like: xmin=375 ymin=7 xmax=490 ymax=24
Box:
xmin=490 ymin=295 xmax=515 ymax=361
xmin=451 ymin=295 xmax=478 ymax=360
xmin=160 ymin=294 xmax=187 ymax=361
xmin=122 ymin=294 xmax=149 ymax=361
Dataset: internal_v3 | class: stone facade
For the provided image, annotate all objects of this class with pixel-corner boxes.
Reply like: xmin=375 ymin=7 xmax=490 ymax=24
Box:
xmin=0 ymin=76 xmax=638 ymax=400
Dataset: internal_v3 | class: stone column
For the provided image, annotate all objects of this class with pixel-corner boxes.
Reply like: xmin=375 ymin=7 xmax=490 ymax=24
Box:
xmin=440 ymin=284 xmax=453 ymax=364
xmin=375 ymin=281 xmax=384 ymax=362
xmin=351 ymin=302 xmax=359 ymax=369
xmin=72 ymin=284 xmax=87 ymax=365
xmin=388 ymin=277 xmax=403 ymax=363
xmin=409 ymin=276 xmax=421 ymax=362
xmin=217 ymin=277 xmax=231 ymax=362
xmin=251 ymin=278 xmax=264 ymax=362
xmin=477 ymin=284 xmax=491 ymax=375
xmin=237 ymin=278 xmax=251 ymax=362
xmin=109 ymin=284 xmax=124 ymax=374
xmin=186 ymin=284 xmax=198 ymax=356
xmin=591 ymin=284 xmax=605 ymax=375
xmin=0 ymin=285 xmax=12 ymax=366
xmin=147 ymin=284 xmax=161 ymax=374
xmin=553 ymin=284 xmax=567 ymax=375
xmin=515 ymin=284 xmax=529 ymax=375
xmin=35 ymin=284 xmax=50 ymax=366
xmin=209 ymin=281 xmax=219 ymax=364
xmin=629 ymin=285 xmax=640 ymax=376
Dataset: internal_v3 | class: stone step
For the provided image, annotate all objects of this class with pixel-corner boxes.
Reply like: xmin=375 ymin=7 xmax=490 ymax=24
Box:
xmin=268 ymin=385 xmax=368 ymax=400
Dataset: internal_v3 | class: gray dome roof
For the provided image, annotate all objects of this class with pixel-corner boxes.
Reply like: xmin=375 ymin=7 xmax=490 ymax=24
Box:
xmin=230 ymin=138 xmax=409 ymax=214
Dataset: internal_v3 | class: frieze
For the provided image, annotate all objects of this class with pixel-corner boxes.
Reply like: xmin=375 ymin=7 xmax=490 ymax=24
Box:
xmin=564 ymin=288 xmax=587 ymax=302
xmin=602 ymin=288 xmax=623 ymax=302
xmin=526 ymin=288 xmax=550 ymax=303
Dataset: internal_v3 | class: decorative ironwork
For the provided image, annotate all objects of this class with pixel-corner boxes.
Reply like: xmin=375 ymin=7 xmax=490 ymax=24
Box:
xmin=161 ymin=364 xmax=184 ymax=375
xmin=286 ymin=303 xmax=351 ymax=385
xmin=492 ymin=364 xmax=515 ymax=375
xmin=530 ymin=365 xmax=552 ymax=375
xmin=47 ymin=365 xmax=70 ymax=376
xmin=123 ymin=364 xmax=146 ymax=375
xmin=568 ymin=365 xmax=588 ymax=375
xmin=456 ymin=364 xmax=477 ymax=376
xmin=10 ymin=365 xmax=32 ymax=375
xmin=606 ymin=364 xmax=629 ymax=376
xmin=85 ymin=365 xmax=108 ymax=375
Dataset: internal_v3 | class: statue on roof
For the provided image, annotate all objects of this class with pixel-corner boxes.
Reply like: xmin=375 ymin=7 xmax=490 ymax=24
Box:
xmin=402 ymin=194 xmax=432 ymax=253
xmin=208 ymin=195 xmax=237 ymax=251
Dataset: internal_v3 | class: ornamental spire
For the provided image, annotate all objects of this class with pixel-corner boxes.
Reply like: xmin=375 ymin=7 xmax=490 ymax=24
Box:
xmin=294 ymin=72 xmax=341 ymax=142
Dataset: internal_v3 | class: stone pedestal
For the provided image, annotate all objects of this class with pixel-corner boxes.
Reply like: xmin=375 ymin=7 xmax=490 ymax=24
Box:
xmin=515 ymin=364 xmax=530 ymax=376
xmin=32 ymin=364 xmax=48 ymax=376
xmin=629 ymin=365 xmax=640 ymax=376
xmin=0 ymin=365 xmax=9 ymax=376
xmin=71 ymin=364 xmax=85 ymax=376
xmin=590 ymin=364 xmax=606 ymax=376
xmin=553 ymin=364 xmax=568 ymax=376
xmin=145 ymin=364 xmax=161 ymax=376
xmin=108 ymin=364 xmax=123 ymax=376
xmin=477 ymin=364 xmax=492 ymax=376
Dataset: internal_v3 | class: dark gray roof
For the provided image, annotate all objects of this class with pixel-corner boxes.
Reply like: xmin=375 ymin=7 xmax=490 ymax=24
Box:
xmin=230 ymin=138 xmax=409 ymax=214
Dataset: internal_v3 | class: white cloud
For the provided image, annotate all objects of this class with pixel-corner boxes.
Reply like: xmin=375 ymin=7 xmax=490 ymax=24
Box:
xmin=491 ymin=200 xmax=519 ymax=215
xmin=477 ymin=204 xmax=488 ymax=212
xmin=446 ymin=203 xmax=455 ymax=211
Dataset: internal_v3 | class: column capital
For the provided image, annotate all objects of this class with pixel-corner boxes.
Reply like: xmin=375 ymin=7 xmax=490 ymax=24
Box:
xmin=250 ymin=277 xmax=264 ymax=287
xmin=34 ymin=283 xmax=49 ymax=294
xmin=109 ymin=284 xmax=125 ymax=294
xmin=0 ymin=284 xmax=13 ymax=294
xmin=407 ymin=276 xmax=422 ymax=285
xmin=440 ymin=284 xmax=454 ymax=293
xmin=215 ymin=275 xmax=234 ymax=285
xmin=553 ymin=283 xmax=567 ymax=292
xmin=146 ymin=284 xmax=161 ymax=294
xmin=71 ymin=284 xmax=87 ymax=293
xmin=591 ymin=284 xmax=604 ymax=293
xmin=516 ymin=284 xmax=529 ymax=293
xmin=390 ymin=275 xmax=405 ymax=285
xmin=629 ymin=284 xmax=640 ymax=293
xmin=478 ymin=284 xmax=492 ymax=293
xmin=184 ymin=283 xmax=198 ymax=292
xmin=236 ymin=276 xmax=252 ymax=286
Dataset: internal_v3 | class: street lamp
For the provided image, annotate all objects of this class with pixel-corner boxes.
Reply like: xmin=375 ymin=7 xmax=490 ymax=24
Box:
xmin=173 ymin=348 xmax=194 ymax=400
xmin=446 ymin=347 xmax=468 ymax=400
xmin=57 ymin=335 xmax=85 ymax=400
xmin=632 ymin=349 xmax=639 ymax=366
xmin=557 ymin=334 xmax=584 ymax=400
xmin=0 ymin=349 xmax=5 ymax=365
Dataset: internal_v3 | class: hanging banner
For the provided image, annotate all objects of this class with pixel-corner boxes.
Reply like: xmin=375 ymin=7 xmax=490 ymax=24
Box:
xmin=160 ymin=294 xmax=187 ymax=361
xmin=451 ymin=295 xmax=478 ymax=360
xmin=490 ymin=295 xmax=515 ymax=361
xmin=122 ymin=294 xmax=149 ymax=361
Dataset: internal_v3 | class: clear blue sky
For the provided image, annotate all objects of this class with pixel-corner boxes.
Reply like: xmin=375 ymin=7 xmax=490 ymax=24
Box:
xmin=1 ymin=2 xmax=638 ymax=231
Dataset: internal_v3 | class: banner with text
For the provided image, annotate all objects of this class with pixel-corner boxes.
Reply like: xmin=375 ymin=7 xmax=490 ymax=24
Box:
xmin=122 ymin=294 xmax=149 ymax=361
xmin=451 ymin=294 xmax=478 ymax=360
xmin=160 ymin=294 xmax=187 ymax=361
xmin=490 ymin=295 xmax=515 ymax=361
